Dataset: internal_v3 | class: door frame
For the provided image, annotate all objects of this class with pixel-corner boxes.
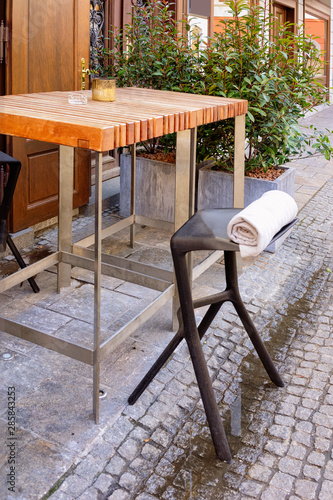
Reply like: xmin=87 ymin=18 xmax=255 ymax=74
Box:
xmin=272 ymin=0 xmax=297 ymax=32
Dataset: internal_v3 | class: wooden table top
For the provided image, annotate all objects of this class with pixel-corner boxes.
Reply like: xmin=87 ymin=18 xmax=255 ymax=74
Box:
xmin=0 ymin=88 xmax=247 ymax=152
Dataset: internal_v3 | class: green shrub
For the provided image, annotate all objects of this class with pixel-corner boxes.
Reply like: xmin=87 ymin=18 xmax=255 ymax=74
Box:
xmin=99 ymin=0 xmax=332 ymax=171
xmin=199 ymin=0 xmax=332 ymax=171
xmin=99 ymin=0 xmax=202 ymax=91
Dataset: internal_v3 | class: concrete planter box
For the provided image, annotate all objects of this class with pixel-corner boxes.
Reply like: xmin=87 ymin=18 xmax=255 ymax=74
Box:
xmin=197 ymin=164 xmax=296 ymax=210
xmin=119 ymin=156 xmax=214 ymax=222
xmin=120 ymin=153 xmax=176 ymax=222
xmin=120 ymin=153 xmax=296 ymax=252
xmin=197 ymin=163 xmax=296 ymax=252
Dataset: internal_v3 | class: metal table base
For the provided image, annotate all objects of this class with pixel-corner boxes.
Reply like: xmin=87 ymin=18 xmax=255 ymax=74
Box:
xmin=0 ymin=118 xmax=246 ymax=422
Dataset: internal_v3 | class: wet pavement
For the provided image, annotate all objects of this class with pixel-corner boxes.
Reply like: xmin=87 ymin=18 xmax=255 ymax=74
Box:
xmin=0 ymin=107 xmax=333 ymax=499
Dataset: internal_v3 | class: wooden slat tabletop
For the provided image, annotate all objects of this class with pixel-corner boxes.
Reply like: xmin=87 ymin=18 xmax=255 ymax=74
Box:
xmin=0 ymin=88 xmax=247 ymax=152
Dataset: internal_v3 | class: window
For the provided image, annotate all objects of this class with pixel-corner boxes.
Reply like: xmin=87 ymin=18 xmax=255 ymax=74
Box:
xmin=304 ymin=11 xmax=328 ymax=83
xmin=214 ymin=0 xmax=250 ymax=33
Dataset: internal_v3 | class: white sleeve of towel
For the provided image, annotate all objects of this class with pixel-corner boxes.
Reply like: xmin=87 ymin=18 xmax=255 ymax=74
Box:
xmin=227 ymin=191 xmax=298 ymax=258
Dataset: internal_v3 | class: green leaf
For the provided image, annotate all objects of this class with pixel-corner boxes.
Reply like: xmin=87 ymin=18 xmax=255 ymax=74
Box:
xmin=250 ymin=107 xmax=267 ymax=117
xmin=247 ymin=111 xmax=255 ymax=122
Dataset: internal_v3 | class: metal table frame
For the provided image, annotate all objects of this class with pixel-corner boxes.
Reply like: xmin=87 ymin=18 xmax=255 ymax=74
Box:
xmin=0 ymin=90 xmax=246 ymax=422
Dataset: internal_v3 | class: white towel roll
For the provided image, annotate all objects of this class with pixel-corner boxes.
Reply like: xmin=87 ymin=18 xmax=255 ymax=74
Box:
xmin=227 ymin=190 xmax=298 ymax=258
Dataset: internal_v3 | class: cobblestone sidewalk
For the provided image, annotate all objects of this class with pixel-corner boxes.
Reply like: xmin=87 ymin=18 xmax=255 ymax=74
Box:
xmin=48 ymin=180 xmax=333 ymax=499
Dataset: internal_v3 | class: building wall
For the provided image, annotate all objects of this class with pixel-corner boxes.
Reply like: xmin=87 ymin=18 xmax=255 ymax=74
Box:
xmin=213 ymin=0 xmax=333 ymax=101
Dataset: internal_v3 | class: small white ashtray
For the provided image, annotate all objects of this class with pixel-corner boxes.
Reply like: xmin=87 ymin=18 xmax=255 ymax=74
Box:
xmin=68 ymin=94 xmax=87 ymax=105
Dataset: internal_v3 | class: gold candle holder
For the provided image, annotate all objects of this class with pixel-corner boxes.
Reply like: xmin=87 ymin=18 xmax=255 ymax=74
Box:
xmin=92 ymin=78 xmax=116 ymax=102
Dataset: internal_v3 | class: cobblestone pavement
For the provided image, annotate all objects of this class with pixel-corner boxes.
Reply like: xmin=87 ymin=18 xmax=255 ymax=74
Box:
xmin=45 ymin=180 xmax=332 ymax=499
xmin=0 ymin=109 xmax=333 ymax=499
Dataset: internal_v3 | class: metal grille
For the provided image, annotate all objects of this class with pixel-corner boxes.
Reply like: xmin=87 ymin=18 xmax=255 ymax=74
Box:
xmin=90 ymin=0 xmax=105 ymax=72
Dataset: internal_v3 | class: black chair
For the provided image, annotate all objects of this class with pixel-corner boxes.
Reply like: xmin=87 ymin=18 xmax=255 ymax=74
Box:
xmin=129 ymin=208 xmax=297 ymax=462
xmin=0 ymin=152 xmax=39 ymax=293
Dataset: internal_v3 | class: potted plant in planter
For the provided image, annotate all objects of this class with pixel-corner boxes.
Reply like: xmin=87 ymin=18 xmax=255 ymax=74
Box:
xmin=99 ymin=0 xmax=202 ymax=221
xmin=99 ymin=0 xmax=332 ymax=221
xmin=119 ymin=144 xmax=177 ymax=223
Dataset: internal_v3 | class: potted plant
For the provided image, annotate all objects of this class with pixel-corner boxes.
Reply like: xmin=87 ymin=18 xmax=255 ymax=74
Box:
xmin=100 ymin=0 xmax=201 ymax=221
xmin=196 ymin=0 xmax=332 ymax=209
xmin=99 ymin=0 xmax=332 ymax=220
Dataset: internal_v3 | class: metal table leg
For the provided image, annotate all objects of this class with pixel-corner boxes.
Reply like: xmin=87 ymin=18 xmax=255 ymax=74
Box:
xmin=234 ymin=114 xmax=246 ymax=209
xmin=93 ymin=151 xmax=102 ymax=424
xmin=130 ymin=144 xmax=136 ymax=248
xmin=174 ymin=128 xmax=197 ymax=230
xmin=58 ymin=145 xmax=74 ymax=291
xmin=173 ymin=128 xmax=197 ymax=328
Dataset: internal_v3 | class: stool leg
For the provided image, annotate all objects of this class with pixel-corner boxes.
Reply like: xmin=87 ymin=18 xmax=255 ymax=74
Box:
xmin=7 ymin=235 xmax=40 ymax=293
xmin=224 ymin=252 xmax=284 ymax=387
xmin=173 ymin=251 xmax=232 ymax=462
xmin=129 ymin=299 xmax=224 ymax=405
xmin=128 ymin=328 xmax=184 ymax=404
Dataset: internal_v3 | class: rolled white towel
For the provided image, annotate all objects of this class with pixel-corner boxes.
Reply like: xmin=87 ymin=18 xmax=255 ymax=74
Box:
xmin=227 ymin=191 xmax=298 ymax=258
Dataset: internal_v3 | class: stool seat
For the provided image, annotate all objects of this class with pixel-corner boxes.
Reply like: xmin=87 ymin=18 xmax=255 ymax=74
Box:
xmin=129 ymin=207 xmax=296 ymax=462
xmin=171 ymin=208 xmax=241 ymax=253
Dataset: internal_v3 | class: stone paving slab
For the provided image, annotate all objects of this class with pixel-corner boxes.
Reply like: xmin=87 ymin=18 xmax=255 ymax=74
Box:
xmin=51 ymin=176 xmax=331 ymax=500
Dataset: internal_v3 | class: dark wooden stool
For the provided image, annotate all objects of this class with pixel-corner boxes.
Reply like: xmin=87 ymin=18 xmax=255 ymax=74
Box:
xmin=129 ymin=208 xmax=297 ymax=461
xmin=0 ymin=152 xmax=39 ymax=293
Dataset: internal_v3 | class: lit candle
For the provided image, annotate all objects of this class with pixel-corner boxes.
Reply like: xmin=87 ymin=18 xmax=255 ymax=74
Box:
xmin=92 ymin=78 xmax=116 ymax=102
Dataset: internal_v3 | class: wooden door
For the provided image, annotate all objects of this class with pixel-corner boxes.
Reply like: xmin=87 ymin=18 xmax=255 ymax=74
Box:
xmin=5 ymin=0 xmax=91 ymax=233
